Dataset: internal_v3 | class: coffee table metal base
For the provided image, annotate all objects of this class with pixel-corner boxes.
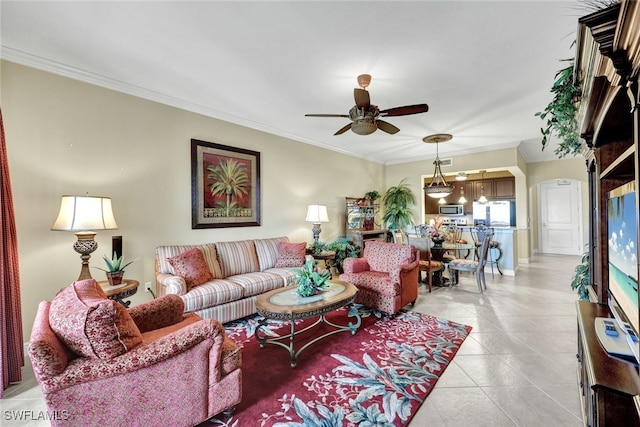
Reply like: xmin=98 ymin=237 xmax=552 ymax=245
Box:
xmin=255 ymin=310 xmax=361 ymax=368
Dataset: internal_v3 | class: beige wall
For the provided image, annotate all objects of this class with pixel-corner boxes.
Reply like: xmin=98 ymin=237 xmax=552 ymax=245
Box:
xmin=1 ymin=60 xmax=592 ymax=341
xmin=1 ymin=61 xmax=386 ymax=340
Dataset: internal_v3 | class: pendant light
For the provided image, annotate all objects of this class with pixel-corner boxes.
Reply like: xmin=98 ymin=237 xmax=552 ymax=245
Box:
xmin=423 ymin=133 xmax=454 ymax=199
xmin=458 ymin=185 xmax=467 ymax=204
xmin=478 ymin=170 xmax=488 ymax=204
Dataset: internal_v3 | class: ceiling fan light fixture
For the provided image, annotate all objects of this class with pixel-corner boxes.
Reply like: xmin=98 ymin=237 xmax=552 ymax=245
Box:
xmin=357 ymin=74 xmax=371 ymax=89
xmin=351 ymin=119 xmax=377 ymax=135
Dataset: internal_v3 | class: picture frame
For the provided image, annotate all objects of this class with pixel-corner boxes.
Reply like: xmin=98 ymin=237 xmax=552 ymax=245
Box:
xmin=191 ymin=139 xmax=261 ymax=228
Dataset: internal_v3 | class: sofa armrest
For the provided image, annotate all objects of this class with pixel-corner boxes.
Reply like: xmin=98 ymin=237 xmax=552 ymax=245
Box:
xmin=342 ymin=257 xmax=370 ymax=274
xmin=157 ymin=273 xmax=187 ymax=295
xmin=129 ymin=294 xmax=185 ymax=333
xmin=39 ymin=318 xmax=225 ymax=393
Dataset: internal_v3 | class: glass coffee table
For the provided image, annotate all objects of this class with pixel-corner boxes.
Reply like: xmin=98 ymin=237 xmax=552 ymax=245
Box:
xmin=254 ymin=280 xmax=361 ymax=368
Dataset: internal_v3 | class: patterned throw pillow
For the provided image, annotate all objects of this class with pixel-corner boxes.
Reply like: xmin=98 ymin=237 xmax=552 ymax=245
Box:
xmin=275 ymin=242 xmax=307 ymax=268
xmin=49 ymin=279 xmax=142 ymax=360
xmin=167 ymin=248 xmax=213 ymax=290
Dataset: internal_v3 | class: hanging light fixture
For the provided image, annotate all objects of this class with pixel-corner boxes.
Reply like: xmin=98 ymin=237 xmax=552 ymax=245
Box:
xmin=423 ymin=133 xmax=454 ymax=199
xmin=478 ymin=170 xmax=488 ymax=204
xmin=455 ymin=172 xmax=468 ymax=181
xmin=458 ymin=185 xmax=467 ymax=204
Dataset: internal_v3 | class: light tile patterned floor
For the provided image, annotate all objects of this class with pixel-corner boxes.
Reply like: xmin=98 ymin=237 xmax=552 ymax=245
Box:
xmin=0 ymin=254 xmax=583 ymax=426
xmin=410 ymin=253 xmax=583 ymax=426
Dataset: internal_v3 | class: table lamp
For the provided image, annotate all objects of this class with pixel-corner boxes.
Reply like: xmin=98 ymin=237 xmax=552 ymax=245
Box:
xmin=305 ymin=204 xmax=329 ymax=242
xmin=51 ymin=195 xmax=119 ymax=280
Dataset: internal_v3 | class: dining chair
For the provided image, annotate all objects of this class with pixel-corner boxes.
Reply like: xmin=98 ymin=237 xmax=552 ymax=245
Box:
xmin=391 ymin=229 xmax=408 ymax=245
xmin=471 ymin=225 xmax=503 ymax=276
xmin=447 ymin=231 xmax=493 ymax=293
xmin=407 ymin=236 xmax=444 ymax=293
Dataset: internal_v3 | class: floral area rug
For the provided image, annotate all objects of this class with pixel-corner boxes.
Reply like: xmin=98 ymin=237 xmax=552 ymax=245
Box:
xmin=207 ymin=305 xmax=471 ymax=427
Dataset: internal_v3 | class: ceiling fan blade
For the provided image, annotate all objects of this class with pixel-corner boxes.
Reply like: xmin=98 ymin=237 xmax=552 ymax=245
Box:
xmin=376 ymin=120 xmax=400 ymax=134
xmin=305 ymin=114 xmax=350 ymax=118
xmin=334 ymin=123 xmax=352 ymax=135
xmin=380 ymin=104 xmax=429 ymax=116
xmin=354 ymin=88 xmax=370 ymax=109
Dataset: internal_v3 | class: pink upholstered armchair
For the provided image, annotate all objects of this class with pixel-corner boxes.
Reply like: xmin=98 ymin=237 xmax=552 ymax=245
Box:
xmin=339 ymin=240 xmax=419 ymax=315
xmin=28 ymin=279 xmax=241 ymax=427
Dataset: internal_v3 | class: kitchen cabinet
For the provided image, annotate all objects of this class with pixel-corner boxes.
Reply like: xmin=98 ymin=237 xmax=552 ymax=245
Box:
xmin=472 ymin=180 xmax=493 ymax=201
xmin=493 ymin=178 xmax=515 ymax=199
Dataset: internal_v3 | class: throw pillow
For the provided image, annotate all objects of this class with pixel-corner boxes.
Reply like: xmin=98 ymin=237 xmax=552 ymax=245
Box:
xmin=167 ymin=248 xmax=213 ymax=290
xmin=49 ymin=279 xmax=142 ymax=360
xmin=254 ymin=237 xmax=290 ymax=271
xmin=275 ymin=242 xmax=307 ymax=268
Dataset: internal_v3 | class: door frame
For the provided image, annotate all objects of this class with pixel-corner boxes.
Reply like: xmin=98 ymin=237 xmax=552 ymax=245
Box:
xmin=537 ymin=179 xmax=583 ymax=255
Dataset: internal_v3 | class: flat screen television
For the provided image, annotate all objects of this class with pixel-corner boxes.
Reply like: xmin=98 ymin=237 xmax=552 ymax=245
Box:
xmin=604 ymin=181 xmax=639 ymax=362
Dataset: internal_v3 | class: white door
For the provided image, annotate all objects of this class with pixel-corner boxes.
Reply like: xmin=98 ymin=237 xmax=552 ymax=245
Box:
xmin=539 ymin=180 xmax=582 ymax=255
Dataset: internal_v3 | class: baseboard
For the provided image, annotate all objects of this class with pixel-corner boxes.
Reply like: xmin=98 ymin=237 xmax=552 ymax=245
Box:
xmin=519 ymin=257 xmax=531 ymax=264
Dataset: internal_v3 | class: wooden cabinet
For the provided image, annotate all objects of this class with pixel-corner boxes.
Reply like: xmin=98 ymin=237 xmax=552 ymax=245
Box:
xmin=345 ymin=197 xmax=380 ymax=231
xmin=493 ymin=178 xmax=515 ymax=199
xmin=346 ymin=229 xmax=388 ymax=252
xmin=345 ymin=197 xmax=386 ymax=251
xmin=472 ymin=180 xmax=493 ymax=201
xmin=577 ymin=301 xmax=640 ymax=427
xmin=574 ymin=3 xmax=640 ymax=425
xmin=424 ymin=194 xmax=440 ymax=215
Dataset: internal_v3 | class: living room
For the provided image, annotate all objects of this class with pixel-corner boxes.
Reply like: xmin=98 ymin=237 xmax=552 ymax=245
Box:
xmin=2 ymin=1 xmax=628 ymax=425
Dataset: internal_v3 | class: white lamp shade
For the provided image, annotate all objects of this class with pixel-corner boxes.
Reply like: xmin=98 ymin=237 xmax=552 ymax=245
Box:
xmin=305 ymin=204 xmax=329 ymax=223
xmin=51 ymin=195 xmax=119 ymax=231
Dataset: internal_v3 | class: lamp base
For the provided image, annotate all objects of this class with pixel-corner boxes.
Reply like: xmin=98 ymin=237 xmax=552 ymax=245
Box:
xmin=311 ymin=223 xmax=322 ymax=242
xmin=73 ymin=231 xmax=98 ymax=281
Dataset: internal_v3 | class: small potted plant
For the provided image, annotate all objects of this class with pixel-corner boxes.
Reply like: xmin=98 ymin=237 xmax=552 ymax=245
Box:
xmin=324 ymin=238 xmax=360 ymax=274
xmin=293 ymin=255 xmax=331 ymax=298
xmin=94 ymin=253 xmax=138 ymax=286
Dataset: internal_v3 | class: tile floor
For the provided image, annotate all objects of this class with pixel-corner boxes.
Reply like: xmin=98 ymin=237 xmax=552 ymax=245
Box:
xmin=0 ymin=253 xmax=583 ymax=426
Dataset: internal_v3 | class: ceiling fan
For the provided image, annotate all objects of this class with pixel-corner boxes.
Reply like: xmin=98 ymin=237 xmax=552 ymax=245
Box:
xmin=305 ymin=74 xmax=429 ymax=136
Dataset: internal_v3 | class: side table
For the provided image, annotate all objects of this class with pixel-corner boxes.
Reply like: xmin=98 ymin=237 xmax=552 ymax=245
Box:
xmin=312 ymin=251 xmax=336 ymax=275
xmin=99 ymin=279 xmax=139 ymax=307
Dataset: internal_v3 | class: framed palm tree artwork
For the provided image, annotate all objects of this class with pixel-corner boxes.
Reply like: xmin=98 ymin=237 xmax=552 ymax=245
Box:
xmin=191 ymin=139 xmax=261 ymax=228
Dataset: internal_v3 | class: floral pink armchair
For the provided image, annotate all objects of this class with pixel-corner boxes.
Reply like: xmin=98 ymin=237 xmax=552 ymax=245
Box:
xmin=28 ymin=279 xmax=241 ymax=427
xmin=339 ymin=240 xmax=419 ymax=315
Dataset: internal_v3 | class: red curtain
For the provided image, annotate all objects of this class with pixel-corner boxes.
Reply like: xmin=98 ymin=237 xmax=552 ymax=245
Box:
xmin=0 ymin=107 xmax=23 ymax=397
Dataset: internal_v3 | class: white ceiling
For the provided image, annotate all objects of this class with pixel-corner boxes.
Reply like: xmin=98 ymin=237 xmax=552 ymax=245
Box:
xmin=1 ymin=1 xmax=590 ymax=166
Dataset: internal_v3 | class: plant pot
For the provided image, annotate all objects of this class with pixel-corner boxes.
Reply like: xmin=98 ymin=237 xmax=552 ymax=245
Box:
xmin=106 ymin=271 xmax=124 ymax=286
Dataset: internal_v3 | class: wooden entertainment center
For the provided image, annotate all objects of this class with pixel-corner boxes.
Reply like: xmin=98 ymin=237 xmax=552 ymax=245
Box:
xmin=575 ymin=2 xmax=640 ymax=425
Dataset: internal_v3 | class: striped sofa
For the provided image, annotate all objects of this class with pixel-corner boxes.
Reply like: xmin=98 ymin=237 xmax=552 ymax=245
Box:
xmin=155 ymin=237 xmax=301 ymax=323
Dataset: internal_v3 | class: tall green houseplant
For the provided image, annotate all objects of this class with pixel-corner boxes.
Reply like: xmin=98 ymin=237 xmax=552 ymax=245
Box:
xmin=382 ymin=178 xmax=416 ymax=231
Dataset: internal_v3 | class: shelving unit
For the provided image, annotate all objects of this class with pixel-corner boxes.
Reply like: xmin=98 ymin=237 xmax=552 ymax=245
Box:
xmin=344 ymin=197 xmax=386 ymax=251
xmin=575 ymin=2 xmax=640 ymax=424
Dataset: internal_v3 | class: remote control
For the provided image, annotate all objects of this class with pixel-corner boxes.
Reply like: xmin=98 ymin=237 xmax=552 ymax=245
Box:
xmin=604 ymin=320 xmax=619 ymax=336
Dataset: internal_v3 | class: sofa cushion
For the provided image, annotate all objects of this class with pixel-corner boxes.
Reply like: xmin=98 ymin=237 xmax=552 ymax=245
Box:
xmin=275 ymin=242 xmax=306 ymax=268
xmin=49 ymin=279 xmax=143 ymax=360
xmin=156 ymin=244 xmax=223 ymax=279
xmin=226 ymin=271 xmax=286 ymax=297
xmin=363 ymin=241 xmax=413 ymax=273
xmin=168 ymin=248 xmax=213 ymax=290
xmin=180 ymin=279 xmax=245 ymax=313
xmin=215 ymin=240 xmax=260 ymax=277
xmin=254 ymin=236 xmax=289 ymax=271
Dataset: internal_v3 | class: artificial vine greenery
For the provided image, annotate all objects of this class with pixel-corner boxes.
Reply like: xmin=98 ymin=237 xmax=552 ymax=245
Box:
xmin=534 ymin=59 xmax=581 ymax=158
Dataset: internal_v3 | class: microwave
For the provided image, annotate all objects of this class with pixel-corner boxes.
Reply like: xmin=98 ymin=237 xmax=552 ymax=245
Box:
xmin=438 ymin=204 xmax=464 ymax=216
